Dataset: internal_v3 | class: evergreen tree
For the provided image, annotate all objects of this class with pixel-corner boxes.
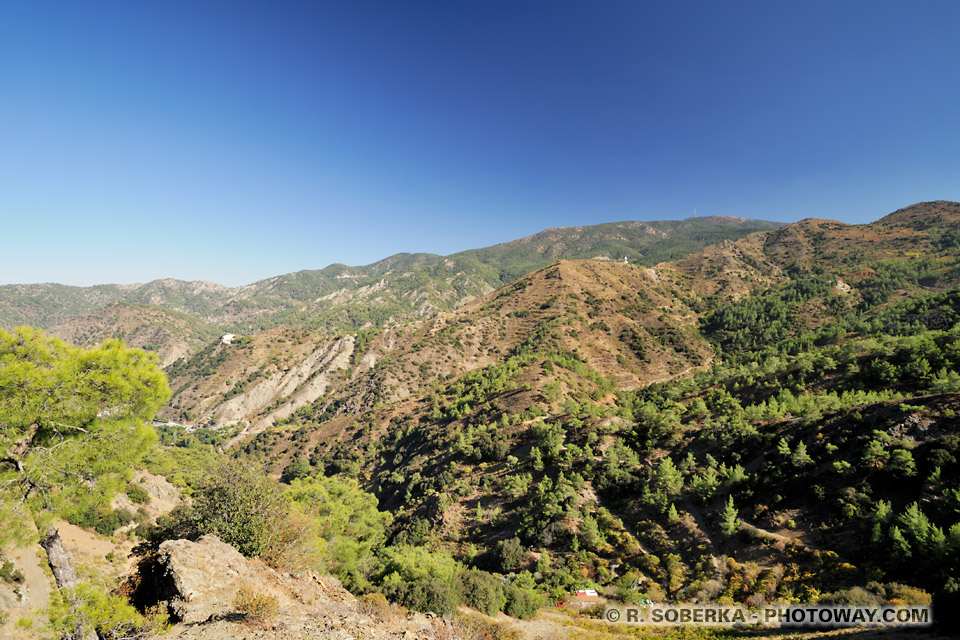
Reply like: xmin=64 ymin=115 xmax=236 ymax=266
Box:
xmin=898 ymin=502 xmax=931 ymax=550
xmin=0 ymin=328 xmax=169 ymax=542
xmin=0 ymin=328 xmax=169 ymax=639
xmin=931 ymin=368 xmax=960 ymax=394
xmin=655 ymin=456 xmax=683 ymax=497
xmin=888 ymin=449 xmax=917 ymax=477
xmin=720 ymin=496 xmax=739 ymax=537
xmin=792 ymin=441 xmax=813 ymax=467
xmin=777 ymin=438 xmax=792 ymax=458
xmin=667 ymin=503 xmax=680 ymax=523
xmin=890 ymin=525 xmax=912 ymax=563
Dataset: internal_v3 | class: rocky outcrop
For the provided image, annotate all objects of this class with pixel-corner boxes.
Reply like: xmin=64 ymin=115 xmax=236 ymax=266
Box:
xmin=135 ymin=535 xmax=349 ymax=624
xmin=130 ymin=535 xmax=435 ymax=639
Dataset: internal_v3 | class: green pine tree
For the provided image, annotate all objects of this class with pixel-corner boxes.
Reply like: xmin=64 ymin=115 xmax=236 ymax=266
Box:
xmin=667 ymin=503 xmax=680 ymax=523
xmin=720 ymin=496 xmax=739 ymax=537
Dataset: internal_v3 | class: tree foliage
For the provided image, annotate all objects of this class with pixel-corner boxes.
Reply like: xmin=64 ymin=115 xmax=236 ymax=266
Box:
xmin=286 ymin=474 xmax=393 ymax=590
xmin=0 ymin=328 xmax=169 ymax=544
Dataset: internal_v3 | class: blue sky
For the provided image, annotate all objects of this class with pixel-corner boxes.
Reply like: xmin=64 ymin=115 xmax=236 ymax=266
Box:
xmin=1 ymin=1 xmax=957 ymax=286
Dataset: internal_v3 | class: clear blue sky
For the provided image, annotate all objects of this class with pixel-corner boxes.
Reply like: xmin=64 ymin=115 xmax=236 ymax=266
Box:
xmin=1 ymin=1 xmax=957 ymax=286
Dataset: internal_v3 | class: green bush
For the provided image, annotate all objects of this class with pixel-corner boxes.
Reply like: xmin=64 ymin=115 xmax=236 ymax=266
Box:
xmin=503 ymin=584 xmax=543 ymax=619
xmin=0 ymin=558 xmax=24 ymax=584
xmin=885 ymin=583 xmax=933 ymax=605
xmin=189 ymin=459 xmax=292 ymax=558
xmin=378 ymin=546 xmax=460 ymax=615
xmin=126 ymin=483 xmax=151 ymax=505
xmin=137 ymin=458 xmax=321 ymax=574
xmin=457 ymin=569 xmax=505 ymax=616
xmin=281 ymin=458 xmax=312 ymax=484
xmin=497 ymin=537 xmax=526 ymax=572
xmin=68 ymin=505 xmax=135 ymax=536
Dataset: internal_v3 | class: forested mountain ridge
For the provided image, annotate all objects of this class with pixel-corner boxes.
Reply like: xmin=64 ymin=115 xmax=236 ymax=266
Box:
xmin=663 ymin=200 xmax=960 ymax=300
xmin=0 ymin=216 xmax=781 ymax=336
xmin=4 ymin=202 xmax=960 ymax=638
xmin=208 ymin=200 xmax=960 ymax=618
xmin=160 ymin=201 xmax=960 ymax=432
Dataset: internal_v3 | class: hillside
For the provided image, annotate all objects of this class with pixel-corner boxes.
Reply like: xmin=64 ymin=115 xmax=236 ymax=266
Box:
xmin=160 ymin=258 xmax=714 ymax=432
xmin=48 ymin=303 xmax=218 ymax=368
xmin=663 ymin=200 xmax=960 ymax=300
xmin=196 ymin=201 xmax=960 ymax=617
xmin=4 ymin=202 xmax=960 ymax=638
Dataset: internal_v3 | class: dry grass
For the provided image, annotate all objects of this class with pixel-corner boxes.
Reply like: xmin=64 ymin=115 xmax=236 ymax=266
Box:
xmin=232 ymin=585 xmax=279 ymax=622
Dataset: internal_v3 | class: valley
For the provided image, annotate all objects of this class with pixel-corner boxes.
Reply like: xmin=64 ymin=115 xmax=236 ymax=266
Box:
xmin=2 ymin=204 xmax=959 ymax=638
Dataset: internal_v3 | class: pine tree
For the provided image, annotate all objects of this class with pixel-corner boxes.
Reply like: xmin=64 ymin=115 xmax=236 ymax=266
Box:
xmin=720 ymin=496 xmax=739 ymax=537
xmin=898 ymin=502 xmax=931 ymax=549
xmin=890 ymin=525 xmax=912 ymax=563
xmin=667 ymin=503 xmax=680 ymax=523
xmin=0 ymin=328 xmax=169 ymax=541
xmin=530 ymin=446 xmax=544 ymax=471
xmin=0 ymin=328 xmax=169 ymax=639
xmin=777 ymin=438 xmax=792 ymax=458
xmin=792 ymin=441 xmax=813 ymax=467
xmin=656 ymin=456 xmax=683 ymax=497
xmin=931 ymin=368 xmax=960 ymax=394
xmin=536 ymin=549 xmax=551 ymax=574
xmin=888 ymin=449 xmax=917 ymax=477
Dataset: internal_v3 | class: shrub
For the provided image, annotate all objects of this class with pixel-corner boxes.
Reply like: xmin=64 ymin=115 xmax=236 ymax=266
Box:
xmin=448 ymin=613 xmax=521 ymax=640
xmin=378 ymin=546 xmax=460 ymax=615
xmin=232 ymin=586 xmax=279 ymax=622
xmin=497 ymin=537 xmax=526 ymax=572
xmin=580 ymin=602 xmax=606 ymax=618
xmin=190 ymin=459 xmax=293 ymax=558
xmin=126 ymin=483 xmax=151 ymax=505
xmin=503 ymin=584 xmax=543 ymax=619
xmin=457 ymin=569 xmax=506 ymax=616
xmin=93 ymin=508 xmax=133 ymax=536
xmin=281 ymin=458 xmax=312 ymax=484
xmin=137 ymin=459 xmax=320 ymax=574
xmin=820 ymin=587 xmax=877 ymax=605
xmin=885 ymin=583 xmax=932 ymax=605
xmin=0 ymin=558 xmax=24 ymax=584
xmin=357 ymin=592 xmax=392 ymax=620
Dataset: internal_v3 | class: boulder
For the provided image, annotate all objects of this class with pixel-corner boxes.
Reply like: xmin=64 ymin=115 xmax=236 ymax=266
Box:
xmin=138 ymin=534 xmax=353 ymax=624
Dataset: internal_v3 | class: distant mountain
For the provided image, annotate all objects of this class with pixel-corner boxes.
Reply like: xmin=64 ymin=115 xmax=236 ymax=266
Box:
xmin=163 ymin=200 xmax=960 ymax=432
xmin=0 ymin=215 xmax=782 ymax=336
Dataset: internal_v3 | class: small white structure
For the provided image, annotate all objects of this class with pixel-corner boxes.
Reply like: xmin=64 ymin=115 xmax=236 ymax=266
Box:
xmin=221 ymin=333 xmax=236 ymax=345
xmin=570 ymin=589 xmax=602 ymax=608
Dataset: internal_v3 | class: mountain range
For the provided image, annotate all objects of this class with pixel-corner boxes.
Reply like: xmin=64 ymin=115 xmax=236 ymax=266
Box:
xmin=4 ymin=201 xmax=960 ymax=630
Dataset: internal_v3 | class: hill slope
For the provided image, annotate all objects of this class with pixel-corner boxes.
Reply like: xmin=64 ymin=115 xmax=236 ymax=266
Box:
xmin=209 ymin=201 xmax=960 ymax=610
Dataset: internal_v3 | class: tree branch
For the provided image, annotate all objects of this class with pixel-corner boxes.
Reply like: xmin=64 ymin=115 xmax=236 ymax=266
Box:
xmin=49 ymin=421 xmax=91 ymax=434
